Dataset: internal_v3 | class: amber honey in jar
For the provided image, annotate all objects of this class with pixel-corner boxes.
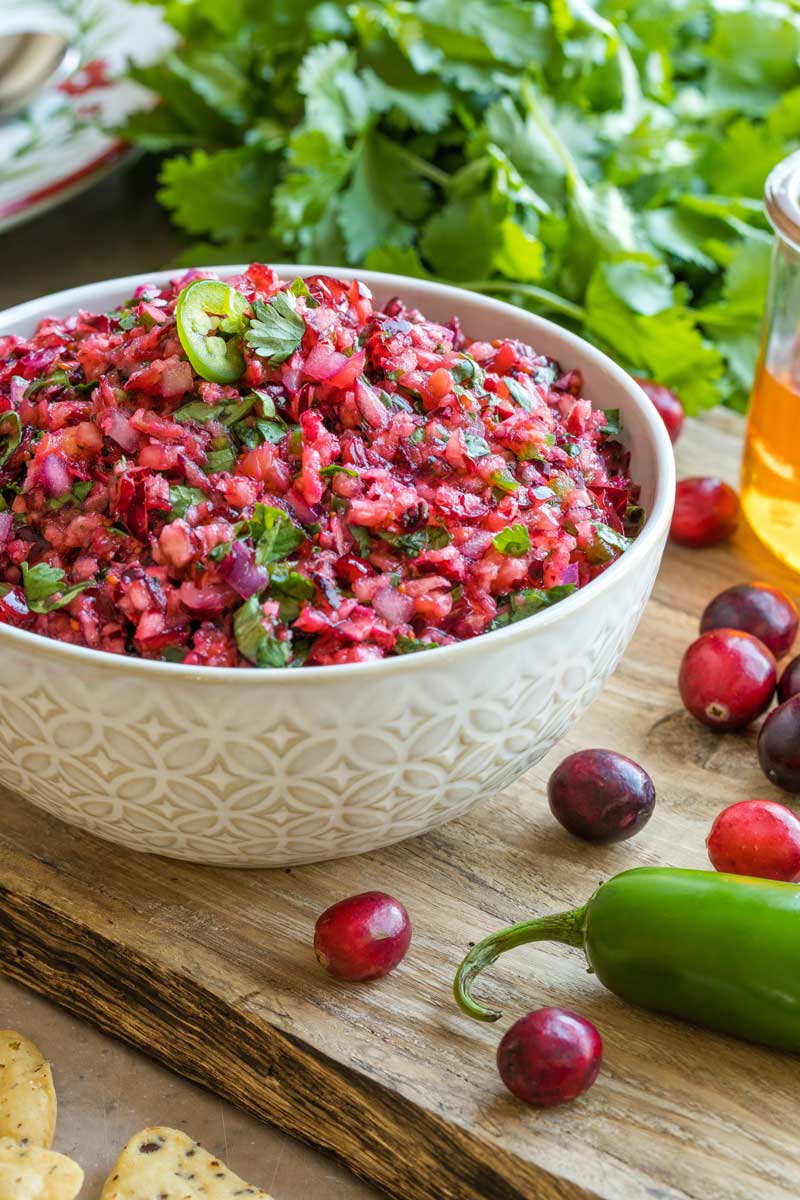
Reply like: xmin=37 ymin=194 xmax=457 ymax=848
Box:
xmin=742 ymin=150 xmax=800 ymax=571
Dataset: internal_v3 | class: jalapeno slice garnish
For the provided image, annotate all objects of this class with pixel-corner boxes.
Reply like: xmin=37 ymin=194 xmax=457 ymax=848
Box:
xmin=175 ymin=280 xmax=249 ymax=384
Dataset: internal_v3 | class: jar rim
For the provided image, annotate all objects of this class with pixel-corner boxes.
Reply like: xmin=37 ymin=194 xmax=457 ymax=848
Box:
xmin=766 ymin=149 xmax=800 ymax=252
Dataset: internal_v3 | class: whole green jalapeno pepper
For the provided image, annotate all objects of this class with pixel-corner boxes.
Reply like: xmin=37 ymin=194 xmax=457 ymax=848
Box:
xmin=454 ymin=867 xmax=800 ymax=1051
xmin=175 ymin=279 xmax=249 ymax=384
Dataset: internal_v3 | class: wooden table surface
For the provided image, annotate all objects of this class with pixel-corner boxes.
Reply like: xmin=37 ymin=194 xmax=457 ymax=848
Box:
xmin=0 ymin=161 xmax=381 ymax=1200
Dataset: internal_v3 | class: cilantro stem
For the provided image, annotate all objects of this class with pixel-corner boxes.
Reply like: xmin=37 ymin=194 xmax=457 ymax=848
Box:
xmin=460 ymin=280 xmax=586 ymax=323
xmin=393 ymin=145 xmax=452 ymax=189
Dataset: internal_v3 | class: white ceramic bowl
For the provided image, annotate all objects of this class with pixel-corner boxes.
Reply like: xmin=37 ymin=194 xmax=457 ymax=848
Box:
xmin=0 ymin=267 xmax=675 ymax=867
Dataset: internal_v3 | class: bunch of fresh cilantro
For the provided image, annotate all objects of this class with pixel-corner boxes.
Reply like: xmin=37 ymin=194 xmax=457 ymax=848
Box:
xmin=123 ymin=0 xmax=800 ymax=412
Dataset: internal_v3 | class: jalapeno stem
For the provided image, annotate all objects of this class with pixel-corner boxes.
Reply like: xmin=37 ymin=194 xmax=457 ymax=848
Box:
xmin=454 ymin=905 xmax=588 ymax=1022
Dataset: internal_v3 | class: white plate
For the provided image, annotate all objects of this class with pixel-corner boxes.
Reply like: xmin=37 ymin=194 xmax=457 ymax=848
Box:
xmin=0 ymin=0 xmax=173 ymax=233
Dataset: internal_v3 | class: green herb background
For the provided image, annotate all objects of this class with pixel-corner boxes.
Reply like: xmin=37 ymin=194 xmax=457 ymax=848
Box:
xmin=123 ymin=0 xmax=800 ymax=413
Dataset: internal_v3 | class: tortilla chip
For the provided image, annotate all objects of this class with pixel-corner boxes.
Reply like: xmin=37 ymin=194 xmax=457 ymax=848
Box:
xmin=100 ymin=1126 xmax=273 ymax=1199
xmin=0 ymin=1136 xmax=83 ymax=1200
xmin=0 ymin=1031 xmax=56 ymax=1148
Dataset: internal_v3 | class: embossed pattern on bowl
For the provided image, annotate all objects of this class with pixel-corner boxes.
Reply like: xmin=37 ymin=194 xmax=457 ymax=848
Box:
xmin=0 ymin=268 xmax=675 ymax=866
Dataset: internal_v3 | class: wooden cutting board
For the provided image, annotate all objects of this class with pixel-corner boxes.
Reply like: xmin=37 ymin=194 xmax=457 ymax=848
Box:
xmin=1 ymin=408 xmax=798 ymax=1200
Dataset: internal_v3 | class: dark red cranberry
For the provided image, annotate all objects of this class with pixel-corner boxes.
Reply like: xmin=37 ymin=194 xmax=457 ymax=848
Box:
xmin=707 ymin=799 xmax=800 ymax=881
xmin=314 ymin=891 xmax=411 ymax=982
xmin=678 ymin=629 xmax=776 ymax=731
xmin=700 ymin=583 xmax=798 ymax=659
xmin=547 ymin=749 xmax=655 ymax=843
xmin=758 ymin=696 xmax=800 ymax=792
xmin=634 ymin=378 xmax=684 ymax=443
xmin=670 ymin=477 xmax=739 ymax=548
xmin=778 ymin=654 xmax=800 ymax=703
xmin=497 ymin=1008 xmax=602 ymax=1107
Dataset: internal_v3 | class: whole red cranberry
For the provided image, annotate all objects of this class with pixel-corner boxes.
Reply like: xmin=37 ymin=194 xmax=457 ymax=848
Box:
xmin=707 ymin=799 xmax=800 ymax=881
xmin=758 ymin=696 xmax=800 ymax=792
xmin=700 ymin=583 xmax=798 ymax=659
xmin=547 ymin=749 xmax=655 ymax=843
xmin=670 ymin=477 xmax=739 ymax=548
xmin=778 ymin=654 xmax=800 ymax=703
xmin=634 ymin=377 xmax=684 ymax=443
xmin=497 ymin=1008 xmax=602 ymax=1107
xmin=314 ymin=892 xmax=411 ymax=982
xmin=678 ymin=629 xmax=776 ymax=731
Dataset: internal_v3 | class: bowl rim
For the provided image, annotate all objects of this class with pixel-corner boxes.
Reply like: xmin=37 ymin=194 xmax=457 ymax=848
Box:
xmin=0 ymin=263 xmax=675 ymax=685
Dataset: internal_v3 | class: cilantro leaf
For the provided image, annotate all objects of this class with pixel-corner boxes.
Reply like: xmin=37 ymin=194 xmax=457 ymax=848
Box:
xmin=21 ymin=562 xmax=92 ymax=613
xmin=169 ymin=485 xmax=206 ymax=519
xmin=234 ymin=595 xmax=291 ymax=668
xmin=122 ymin=0 xmax=800 ymax=415
xmin=491 ymin=584 xmax=578 ymax=629
xmin=248 ymin=504 xmax=305 ymax=565
xmin=348 ymin=523 xmax=372 ymax=556
xmin=492 ymin=524 xmax=531 ymax=556
xmin=245 ymin=291 xmax=306 ymax=367
xmin=0 ymin=411 xmax=22 ymax=469
xmin=395 ymin=635 xmax=440 ymax=654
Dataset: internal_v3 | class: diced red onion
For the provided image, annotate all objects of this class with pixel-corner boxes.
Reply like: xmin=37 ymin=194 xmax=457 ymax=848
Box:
xmin=219 ymin=540 xmax=268 ymax=599
xmin=372 ymin=586 xmax=414 ymax=626
xmin=9 ymin=378 xmax=26 ymax=405
xmin=287 ymin=488 xmax=324 ymax=527
xmin=0 ymin=512 xmax=12 ymax=547
xmin=39 ymin=453 xmax=71 ymax=498
xmin=560 ymin=562 xmax=580 ymax=586
xmin=102 ymin=408 xmax=140 ymax=452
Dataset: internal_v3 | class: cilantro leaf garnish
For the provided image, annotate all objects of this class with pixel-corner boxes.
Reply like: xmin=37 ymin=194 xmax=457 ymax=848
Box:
xmin=244 ymin=291 xmax=306 ymax=367
xmin=589 ymin=522 xmax=632 ymax=563
xmin=491 ymin=584 xmax=578 ymax=629
xmin=21 ymin=562 xmax=93 ymax=613
xmin=233 ymin=595 xmax=291 ymax=667
xmin=492 ymin=524 xmax=531 ymax=556
xmin=505 ymin=377 xmax=533 ymax=411
xmin=599 ymin=409 xmax=621 ymax=436
xmin=47 ymin=479 xmax=93 ymax=510
xmin=0 ymin=411 xmax=22 ymax=469
xmin=169 ymin=485 xmax=207 ymax=519
xmin=395 ymin=635 xmax=440 ymax=654
xmin=23 ymin=370 xmax=70 ymax=399
xmin=248 ymin=503 xmax=305 ymax=565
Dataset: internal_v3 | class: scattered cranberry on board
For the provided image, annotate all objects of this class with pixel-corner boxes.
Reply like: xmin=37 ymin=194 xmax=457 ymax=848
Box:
xmin=678 ymin=629 xmax=776 ymax=731
xmin=547 ymin=749 xmax=655 ymax=843
xmin=497 ymin=1008 xmax=603 ymax=1107
xmin=707 ymin=800 xmax=800 ymax=882
xmin=670 ymin=477 xmax=739 ymax=548
xmin=633 ymin=378 xmax=684 ymax=443
xmin=314 ymin=892 xmax=411 ymax=982
xmin=758 ymin=696 xmax=800 ymax=793
xmin=700 ymin=583 xmax=799 ymax=659
xmin=778 ymin=654 xmax=800 ymax=704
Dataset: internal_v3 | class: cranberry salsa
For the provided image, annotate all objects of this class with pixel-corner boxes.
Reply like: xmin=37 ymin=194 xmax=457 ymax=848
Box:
xmin=0 ymin=267 xmax=642 ymax=668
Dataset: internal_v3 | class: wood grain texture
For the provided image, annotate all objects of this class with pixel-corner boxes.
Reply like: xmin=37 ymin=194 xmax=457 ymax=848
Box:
xmin=1 ymin=410 xmax=799 ymax=1200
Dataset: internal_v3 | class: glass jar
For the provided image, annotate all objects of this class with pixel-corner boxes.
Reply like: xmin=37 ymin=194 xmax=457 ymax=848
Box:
xmin=741 ymin=150 xmax=800 ymax=572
